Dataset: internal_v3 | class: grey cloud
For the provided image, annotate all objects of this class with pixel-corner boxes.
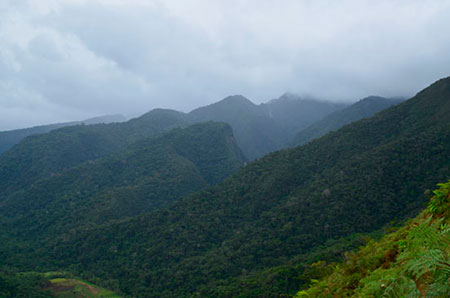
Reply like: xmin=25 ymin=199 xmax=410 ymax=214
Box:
xmin=28 ymin=34 xmax=64 ymax=61
xmin=1 ymin=0 xmax=450 ymax=130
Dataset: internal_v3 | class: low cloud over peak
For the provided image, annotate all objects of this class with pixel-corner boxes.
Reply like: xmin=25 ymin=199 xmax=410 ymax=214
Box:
xmin=1 ymin=0 xmax=450 ymax=130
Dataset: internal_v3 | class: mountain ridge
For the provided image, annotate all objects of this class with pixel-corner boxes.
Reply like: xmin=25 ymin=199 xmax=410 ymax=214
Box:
xmin=291 ymin=96 xmax=404 ymax=146
xmin=0 ymin=121 xmax=245 ymax=239
xmin=0 ymin=114 xmax=126 ymax=155
xmin=2 ymin=93 xmax=347 ymax=161
xmin=188 ymin=94 xmax=346 ymax=159
xmin=1 ymin=76 xmax=447 ymax=296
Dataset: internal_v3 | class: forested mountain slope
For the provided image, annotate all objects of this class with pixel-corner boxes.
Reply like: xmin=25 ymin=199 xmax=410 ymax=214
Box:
xmin=0 ymin=109 xmax=187 ymax=197
xmin=188 ymin=95 xmax=276 ymax=160
xmin=261 ymin=93 xmax=347 ymax=142
xmin=0 ymin=114 xmax=125 ymax=155
xmin=2 ymin=77 xmax=447 ymax=297
xmin=0 ymin=93 xmax=342 ymax=192
xmin=291 ymin=96 xmax=404 ymax=146
xmin=0 ymin=122 xmax=244 ymax=241
xmin=297 ymin=180 xmax=450 ymax=297
xmin=189 ymin=94 xmax=345 ymax=159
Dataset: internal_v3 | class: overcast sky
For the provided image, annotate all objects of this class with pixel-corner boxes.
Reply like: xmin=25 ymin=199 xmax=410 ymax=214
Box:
xmin=1 ymin=0 xmax=450 ymax=130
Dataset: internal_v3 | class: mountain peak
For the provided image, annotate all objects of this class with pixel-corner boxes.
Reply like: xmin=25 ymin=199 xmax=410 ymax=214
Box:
xmin=130 ymin=108 xmax=186 ymax=125
xmin=81 ymin=114 xmax=126 ymax=125
xmin=217 ymin=95 xmax=256 ymax=107
xmin=266 ymin=92 xmax=302 ymax=104
xmin=279 ymin=92 xmax=302 ymax=100
xmin=137 ymin=108 xmax=185 ymax=118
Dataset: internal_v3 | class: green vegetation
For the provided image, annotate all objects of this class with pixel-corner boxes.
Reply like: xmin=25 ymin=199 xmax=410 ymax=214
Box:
xmin=297 ymin=180 xmax=450 ymax=297
xmin=291 ymin=96 xmax=403 ymax=147
xmin=0 ymin=270 xmax=51 ymax=297
xmin=47 ymin=275 xmax=120 ymax=298
xmin=0 ymin=115 xmax=125 ymax=155
xmin=0 ymin=271 xmax=121 ymax=297
xmin=190 ymin=94 xmax=346 ymax=159
xmin=0 ymin=77 xmax=449 ymax=296
xmin=0 ymin=122 xmax=244 ymax=241
xmin=0 ymin=93 xmax=345 ymax=163
xmin=193 ymin=229 xmax=387 ymax=297
xmin=0 ymin=109 xmax=187 ymax=198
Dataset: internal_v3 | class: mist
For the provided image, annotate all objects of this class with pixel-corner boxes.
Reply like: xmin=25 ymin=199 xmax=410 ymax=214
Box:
xmin=1 ymin=0 xmax=450 ymax=130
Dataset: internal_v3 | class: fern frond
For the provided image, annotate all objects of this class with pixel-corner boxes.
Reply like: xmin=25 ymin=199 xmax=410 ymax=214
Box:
xmin=382 ymin=276 xmax=419 ymax=298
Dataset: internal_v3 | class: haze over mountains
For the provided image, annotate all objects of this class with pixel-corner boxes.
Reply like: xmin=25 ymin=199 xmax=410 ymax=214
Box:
xmin=1 ymin=92 xmax=403 ymax=162
xmin=2 ymin=0 xmax=449 ymax=129
xmin=0 ymin=114 xmax=126 ymax=155
xmin=188 ymin=94 xmax=346 ymax=159
xmin=0 ymin=76 xmax=449 ymax=297
xmin=1 ymin=1 xmax=450 ymax=296
xmin=0 ymin=93 xmax=347 ymax=160
xmin=291 ymin=96 xmax=405 ymax=147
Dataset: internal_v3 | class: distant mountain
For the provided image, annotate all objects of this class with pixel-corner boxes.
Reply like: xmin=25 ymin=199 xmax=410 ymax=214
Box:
xmin=0 ymin=109 xmax=188 ymax=197
xmin=291 ymin=96 xmax=404 ymax=146
xmin=0 ymin=95 xmax=344 ymax=161
xmin=0 ymin=114 xmax=126 ymax=155
xmin=80 ymin=114 xmax=126 ymax=125
xmin=189 ymin=94 xmax=346 ymax=159
xmin=261 ymin=93 xmax=347 ymax=139
xmin=188 ymin=95 xmax=280 ymax=160
xmin=1 ymin=77 xmax=448 ymax=297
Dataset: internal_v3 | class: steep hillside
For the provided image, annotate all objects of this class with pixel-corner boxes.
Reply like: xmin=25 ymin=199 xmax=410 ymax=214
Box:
xmin=2 ymin=77 xmax=447 ymax=297
xmin=0 ymin=109 xmax=187 ymax=197
xmin=0 ymin=122 xmax=244 ymax=241
xmin=189 ymin=95 xmax=280 ymax=160
xmin=0 ymin=114 xmax=125 ymax=155
xmin=298 ymin=180 xmax=450 ymax=297
xmin=0 ymin=93 xmax=342 ymax=192
xmin=262 ymin=93 xmax=347 ymax=143
xmin=189 ymin=94 xmax=345 ymax=159
xmin=291 ymin=96 xmax=403 ymax=146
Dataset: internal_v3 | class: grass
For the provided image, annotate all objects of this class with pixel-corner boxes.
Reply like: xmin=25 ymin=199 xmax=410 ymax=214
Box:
xmin=45 ymin=272 xmax=120 ymax=298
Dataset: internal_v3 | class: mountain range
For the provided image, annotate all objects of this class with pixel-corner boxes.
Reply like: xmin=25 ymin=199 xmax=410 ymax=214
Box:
xmin=0 ymin=114 xmax=126 ymax=155
xmin=189 ymin=94 xmax=346 ymax=159
xmin=0 ymin=94 xmax=346 ymax=161
xmin=0 ymin=76 xmax=449 ymax=297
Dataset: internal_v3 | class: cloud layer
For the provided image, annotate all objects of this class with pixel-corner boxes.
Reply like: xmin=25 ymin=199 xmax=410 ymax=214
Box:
xmin=1 ymin=0 xmax=450 ymax=130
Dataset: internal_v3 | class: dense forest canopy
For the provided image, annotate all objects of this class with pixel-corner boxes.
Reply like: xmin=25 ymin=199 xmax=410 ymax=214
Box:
xmin=297 ymin=180 xmax=450 ymax=297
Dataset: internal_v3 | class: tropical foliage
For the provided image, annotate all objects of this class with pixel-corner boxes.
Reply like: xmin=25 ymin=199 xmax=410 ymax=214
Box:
xmin=297 ymin=180 xmax=450 ymax=297
xmin=0 ymin=270 xmax=51 ymax=297
xmin=0 ymin=122 xmax=245 ymax=241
